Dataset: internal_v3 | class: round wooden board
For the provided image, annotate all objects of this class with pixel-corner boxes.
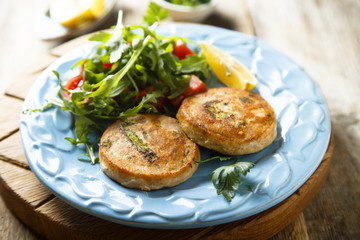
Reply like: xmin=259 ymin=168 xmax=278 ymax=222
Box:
xmin=0 ymin=34 xmax=334 ymax=240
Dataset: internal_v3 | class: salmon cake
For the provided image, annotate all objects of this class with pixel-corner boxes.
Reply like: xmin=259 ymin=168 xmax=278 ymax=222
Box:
xmin=176 ymin=87 xmax=277 ymax=155
xmin=99 ymin=114 xmax=200 ymax=191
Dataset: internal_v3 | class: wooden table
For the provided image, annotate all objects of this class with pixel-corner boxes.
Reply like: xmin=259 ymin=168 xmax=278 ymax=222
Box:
xmin=1 ymin=0 xmax=359 ymax=239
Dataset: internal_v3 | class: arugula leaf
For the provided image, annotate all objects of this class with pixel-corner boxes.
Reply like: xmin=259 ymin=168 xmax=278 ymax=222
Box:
xmin=180 ymin=55 xmax=211 ymax=80
xmin=105 ymin=11 xmax=127 ymax=63
xmin=118 ymin=92 xmax=162 ymax=119
xmin=144 ymin=2 xmax=168 ymax=25
xmin=85 ymin=34 xmax=152 ymax=100
xmin=212 ymin=161 xmax=255 ymax=201
xmin=167 ymin=75 xmax=190 ymax=98
xmin=64 ymin=116 xmax=101 ymax=164
xmin=22 ymin=102 xmax=53 ymax=114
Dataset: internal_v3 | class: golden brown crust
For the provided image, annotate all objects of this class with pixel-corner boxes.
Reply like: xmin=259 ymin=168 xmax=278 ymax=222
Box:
xmin=176 ymin=87 xmax=277 ymax=155
xmin=99 ymin=114 xmax=199 ymax=191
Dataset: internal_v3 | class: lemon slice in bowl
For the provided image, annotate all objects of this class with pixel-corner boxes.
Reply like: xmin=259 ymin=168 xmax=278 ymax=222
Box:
xmin=50 ymin=0 xmax=105 ymax=28
xmin=201 ymin=42 xmax=257 ymax=91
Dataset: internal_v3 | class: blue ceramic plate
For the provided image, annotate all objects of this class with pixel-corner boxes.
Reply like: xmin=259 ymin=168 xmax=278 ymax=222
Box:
xmin=20 ymin=24 xmax=331 ymax=229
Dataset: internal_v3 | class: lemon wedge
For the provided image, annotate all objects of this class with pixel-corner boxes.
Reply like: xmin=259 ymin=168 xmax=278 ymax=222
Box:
xmin=50 ymin=0 xmax=105 ymax=28
xmin=201 ymin=42 xmax=257 ymax=91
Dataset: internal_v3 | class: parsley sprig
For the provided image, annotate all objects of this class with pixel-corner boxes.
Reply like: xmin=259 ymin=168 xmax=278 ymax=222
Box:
xmin=198 ymin=156 xmax=255 ymax=202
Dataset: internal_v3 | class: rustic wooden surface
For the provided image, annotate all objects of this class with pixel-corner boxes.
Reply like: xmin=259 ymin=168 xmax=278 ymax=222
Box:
xmin=0 ymin=0 xmax=359 ymax=239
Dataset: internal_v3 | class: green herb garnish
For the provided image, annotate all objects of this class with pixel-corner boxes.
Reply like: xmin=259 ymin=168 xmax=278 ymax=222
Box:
xmin=198 ymin=156 xmax=255 ymax=202
xmin=144 ymin=1 xmax=169 ymax=25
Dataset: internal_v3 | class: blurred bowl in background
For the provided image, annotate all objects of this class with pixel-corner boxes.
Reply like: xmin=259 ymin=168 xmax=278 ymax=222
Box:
xmin=37 ymin=0 xmax=117 ymax=41
xmin=153 ymin=0 xmax=220 ymax=22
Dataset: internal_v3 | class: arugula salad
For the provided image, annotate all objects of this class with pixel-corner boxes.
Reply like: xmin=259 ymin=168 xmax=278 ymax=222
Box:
xmin=43 ymin=9 xmax=209 ymax=164
xmin=31 ymin=3 xmax=254 ymax=202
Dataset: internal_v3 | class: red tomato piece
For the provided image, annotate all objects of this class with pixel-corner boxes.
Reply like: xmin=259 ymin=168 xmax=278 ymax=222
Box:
xmin=173 ymin=39 xmax=196 ymax=60
xmin=137 ymin=86 xmax=156 ymax=99
xmin=150 ymin=97 xmax=167 ymax=111
xmin=170 ymin=75 xmax=207 ymax=108
xmin=183 ymin=75 xmax=207 ymax=96
xmin=169 ymin=94 xmax=185 ymax=108
xmin=138 ymin=89 xmax=149 ymax=99
xmin=135 ymin=86 xmax=166 ymax=111
xmin=103 ymin=62 xmax=113 ymax=68
xmin=63 ymin=74 xmax=83 ymax=100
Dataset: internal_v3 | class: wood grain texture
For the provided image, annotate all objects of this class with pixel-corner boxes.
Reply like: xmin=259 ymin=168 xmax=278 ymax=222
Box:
xmin=0 ymin=0 xmax=60 ymax=96
xmin=0 ymin=196 xmax=41 ymax=240
xmin=246 ymin=0 xmax=360 ymax=238
xmin=0 ymin=132 xmax=29 ymax=169
xmin=5 ymin=54 xmax=59 ymax=100
xmin=0 ymin=96 xmax=23 ymax=140
xmin=304 ymin=120 xmax=360 ymax=239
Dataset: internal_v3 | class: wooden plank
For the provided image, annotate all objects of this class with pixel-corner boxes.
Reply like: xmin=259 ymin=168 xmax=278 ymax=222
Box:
xmin=49 ymin=34 xmax=92 ymax=57
xmin=247 ymin=0 xmax=360 ymax=111
xmin=5 ymin=54 xmax=58 ymax=100
xmin=0 ymin=196 xmax=40 ymax=240
xmin=303 ymin=121 xmax=360 ymax=238
xmin=35 ymin=200 xmax=310 ymax=240
xmin=247 ymin=0 xmax=360 ymax=238
xmin=0 ymin=161 xmax=54 ymax=240
xmin=0 ymin=131 xmax=29 ymax=168
xmin=0 ymin=96 xmax=23 ymax=140
xmin=270 ymin=213 xmax=309 ymax=240
xmin=5 ymin=71 xmax=38 ymax=100
xmin=0 ymin=161 xmax=54 ymax=208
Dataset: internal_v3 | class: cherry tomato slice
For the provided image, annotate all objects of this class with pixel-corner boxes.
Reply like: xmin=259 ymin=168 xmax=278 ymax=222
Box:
xmin=137 ymin=86 xmax=156 ymax=99
xmin=151 ymin=97 xmax=167 ymax=111
xmin=183 ymin=75 xmax=207 ymax=96
xmin=169 ymin=94 xmax=185 ymax=108
xmin=103 ymin=62 xmax=113 ymax=69
xmin=63 ymin=74 xmax=83 ymax=100
xmin=136 ymin=86 xmax=166 ymax=111
xmin=173 ymin=39 xmax=196 ymax=60
xmin=170 ymin=75 xmax=207 ymax=108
